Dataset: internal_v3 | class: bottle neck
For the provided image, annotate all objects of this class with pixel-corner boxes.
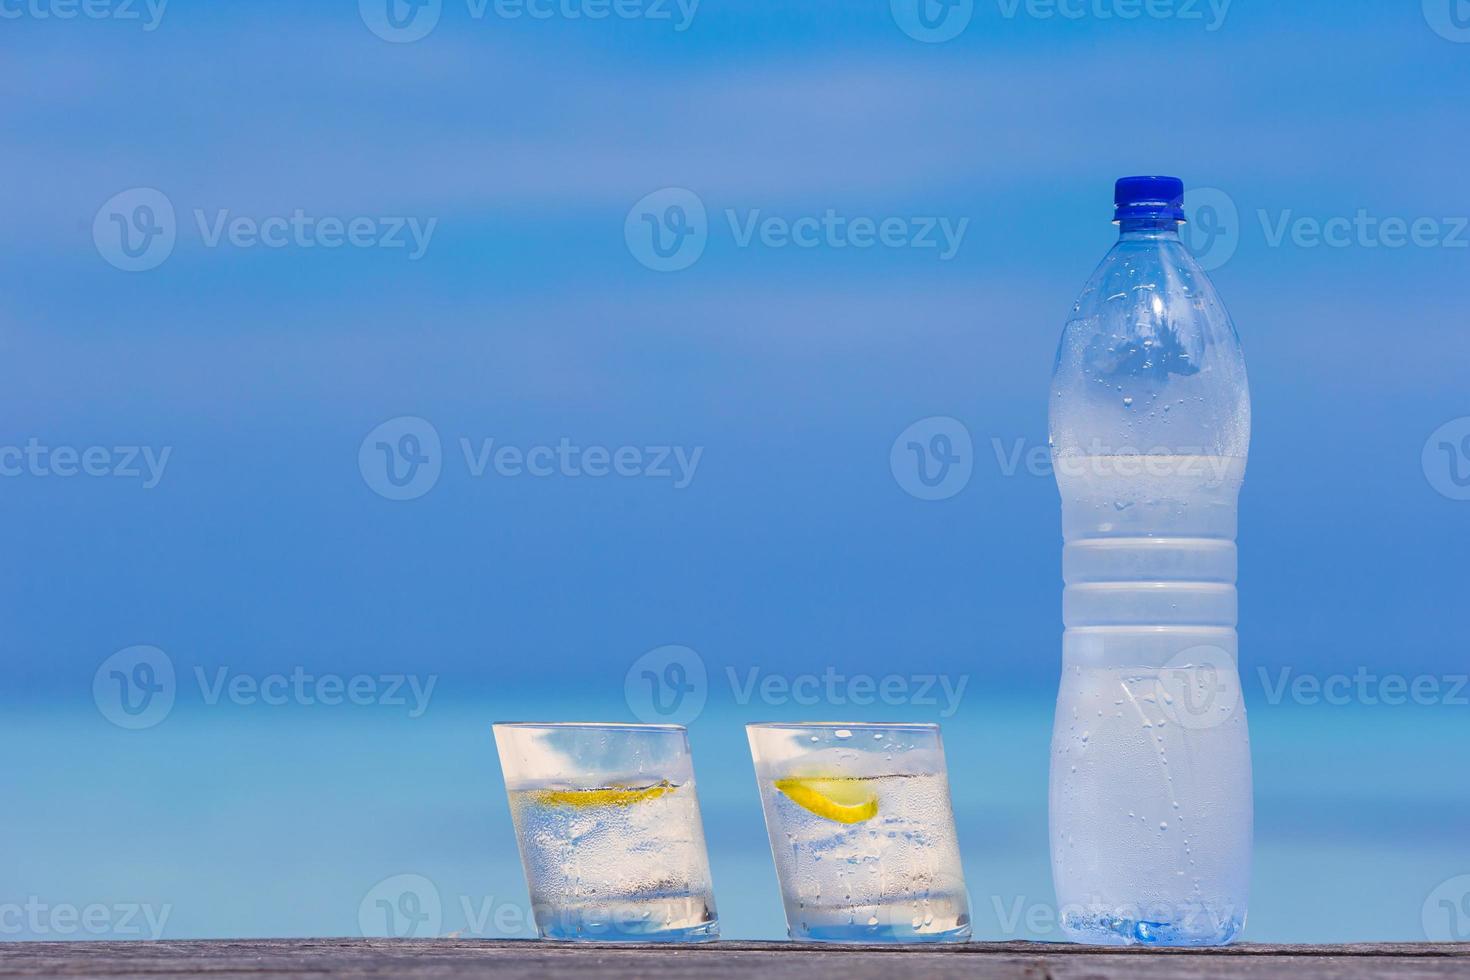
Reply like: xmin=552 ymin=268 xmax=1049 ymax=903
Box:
xmin=1117 ymin=214 xmax=1183 ymax=241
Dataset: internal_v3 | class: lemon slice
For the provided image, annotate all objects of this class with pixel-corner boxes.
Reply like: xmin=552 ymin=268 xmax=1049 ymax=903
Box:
xmin=534 ymin=780 xmax=675 ymax=808
xmin=774 ymin=776 xmax=878 ymax=824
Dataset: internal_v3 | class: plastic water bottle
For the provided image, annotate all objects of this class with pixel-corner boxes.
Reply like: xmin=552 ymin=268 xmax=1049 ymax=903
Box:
xmin=1047 ymin=176 xmax=1252 ymax=946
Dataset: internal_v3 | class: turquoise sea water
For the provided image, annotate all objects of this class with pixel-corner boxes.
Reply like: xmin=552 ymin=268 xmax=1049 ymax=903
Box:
xmin=6 ymin=694 xmax=1466 ymax=943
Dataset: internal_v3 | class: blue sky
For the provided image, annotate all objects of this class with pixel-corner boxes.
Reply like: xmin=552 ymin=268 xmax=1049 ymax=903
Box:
xmin=5 ymin=0 xmax=1468 ymax=697
xmin=3 ymin=0 xmax=1470 ymax=943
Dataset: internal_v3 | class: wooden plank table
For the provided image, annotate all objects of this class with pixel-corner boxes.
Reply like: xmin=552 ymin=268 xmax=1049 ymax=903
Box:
xmin=2 ymin=939 xmax=1467 ymax=979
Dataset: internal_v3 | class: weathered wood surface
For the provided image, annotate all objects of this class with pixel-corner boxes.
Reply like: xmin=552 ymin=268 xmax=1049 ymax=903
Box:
xmin=1 ymin=939 xmax=1467 ymax=980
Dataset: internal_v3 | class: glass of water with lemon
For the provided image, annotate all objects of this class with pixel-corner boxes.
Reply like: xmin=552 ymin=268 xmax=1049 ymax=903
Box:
xmin=747 ymin=722 xmax=970 ymax=943
xmin=493 ymin=722 xmax=719 ymax=942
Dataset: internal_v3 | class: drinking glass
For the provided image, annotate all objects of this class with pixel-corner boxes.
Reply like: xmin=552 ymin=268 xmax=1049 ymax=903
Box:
xmin=493 ymin=722 xmax=718 ymax=942
xmin=747 ymin=721 xmax=970 ymax=943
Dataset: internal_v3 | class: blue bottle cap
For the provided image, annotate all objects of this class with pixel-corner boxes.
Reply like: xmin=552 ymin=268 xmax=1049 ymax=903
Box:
xmin=1114 ymin=175 xmax=1185 ymax=222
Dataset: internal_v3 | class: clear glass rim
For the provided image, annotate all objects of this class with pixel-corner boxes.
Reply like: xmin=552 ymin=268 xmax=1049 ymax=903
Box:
xmin=745 ymin=721 xmax=940 ymax=732
xmin=493 ymin=721 xmax=686 ymax=733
